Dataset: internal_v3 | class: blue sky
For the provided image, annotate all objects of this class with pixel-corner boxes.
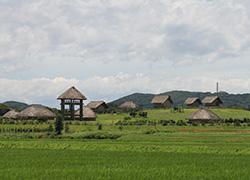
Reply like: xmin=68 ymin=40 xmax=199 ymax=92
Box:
xmin=1 ymin=0 xmax=250 ymax=108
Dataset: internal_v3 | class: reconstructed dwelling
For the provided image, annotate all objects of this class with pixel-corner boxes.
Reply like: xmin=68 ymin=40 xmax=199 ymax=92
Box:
xmin=2 ymin=109 xmax=20 ymax=119
xmin=201 ymin=96 xmax=223 ymax=107
xmin=184 ymin=97 xmax=202 ymax=108
xmin=119 ymin=101 xmax=139 ymax=109
xmin=18 ymin=105 xmax=56 ymax=119
xmin=75 ymin=106 xmax=98 ymax=121
xmin=57 ymin=86 xmax=87 ymax=121
xmin=87 ymin=101 xmax=108 ymax=114
xmin=151 ymin=95 xmax=173 ymax=109
xmin=186 ymin=108 xmax=222 ymax=122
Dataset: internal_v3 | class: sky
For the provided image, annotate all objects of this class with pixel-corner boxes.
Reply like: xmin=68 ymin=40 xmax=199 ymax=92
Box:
xmin=1 ymin=0 xmax=250 ymax=108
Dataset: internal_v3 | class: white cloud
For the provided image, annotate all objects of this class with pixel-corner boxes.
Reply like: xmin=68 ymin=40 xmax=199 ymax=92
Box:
xmin=1 ymin=0 xmax=250 ymax=74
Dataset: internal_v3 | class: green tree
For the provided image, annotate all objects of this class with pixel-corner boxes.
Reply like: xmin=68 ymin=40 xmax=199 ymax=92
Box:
xmin=55 ymin=114 xmax=64 ymax=135
xmin=0 ymin=103 xmax=10 ymax=116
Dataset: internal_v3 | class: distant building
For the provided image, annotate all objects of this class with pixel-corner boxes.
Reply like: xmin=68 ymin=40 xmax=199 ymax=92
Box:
xmin=2 ymin=109 xmax=20 ymax=119
xmin=18 ymin=105 xmax=56 ymax=119
xmin=119 ymin=101 xmax=139 ymax=109
xmin=201 ymin=96 xmax=223 ymax=107
xmin=184 ymin=97 xmax=202 ymax=108
xmin=186 ymin=108 xmax=222 ymax=122
xmin=151 ymin=95 xmax=173 ymax=109
xmin=75 ymin=106 xmax=98 ymax=121
xmin=87 ymin=101 xmax=108 ymax=114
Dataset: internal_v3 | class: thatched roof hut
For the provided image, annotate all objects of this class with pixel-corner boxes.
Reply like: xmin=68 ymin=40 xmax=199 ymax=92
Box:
xmin=2 ymin=109 xmax=20 ymax=119
xmin=119 ymin=101 xmax=138 ymax=109
xmin=75 ymin=106 xmax=98 ymax=121
xmin=151 ymin=95 xmax=173 ymax=109
xmin=87 ymin=101 xmax=108 ymax=114
xmin=18 ymin=105 xmax=56 ymax=119
xmin=57 ymin=86 xmax=87 ymax=121
xmin=57 ymin=86 xmax=87 ymax=100
xmin=184 ymin=97 xmax=201 ymax=107
xmin=201 ymin=96 xmax=223 ymax=107
xmin=186 ymin=108 xmax=222 ymax=122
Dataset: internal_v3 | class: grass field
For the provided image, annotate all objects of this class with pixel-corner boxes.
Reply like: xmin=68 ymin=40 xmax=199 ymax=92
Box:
xmin=1 ymin=108 xmax=250 ymax=179
xmin=1 ymin=127 xmax=250 ymax=179
xmin=97 ymin=108 xmax=250 ymax=123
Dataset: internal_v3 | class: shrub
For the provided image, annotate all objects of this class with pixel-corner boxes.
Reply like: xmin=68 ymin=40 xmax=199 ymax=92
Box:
xmin=37 ymin=116 xmax=48 ymax=123
xmin=55 ymin=114 xmax=64 ymax=135
xmin=98 ymin=124 xmax=102 ymax=130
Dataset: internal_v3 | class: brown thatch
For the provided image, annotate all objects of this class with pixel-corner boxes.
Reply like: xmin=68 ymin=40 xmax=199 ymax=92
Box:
xmin=57 ymin=86 xmax=87 ymax=100
xmin=186 ymin=108 xmax=221 ymax=122
xmin=201 ymin=96 xmax=223 ymax=107
xmin=151 ymin=95 xmax=173 ymax=104
xmin=2 ymin=109 xmax=20 ymax=119
xmin=119 ymin=101 xmax=138 ymax=109
xmin=184 ymin=97 xmax=201 ymax=105
xmin=75 ymin=106 xmax=98 ymax=120
xmin=18 ymin=105 xmax=56 ymax=119
xmin=87 ymin=101 xmax=108 ymax=109
xmin=151 ymin=95 xmax=173 ymax=109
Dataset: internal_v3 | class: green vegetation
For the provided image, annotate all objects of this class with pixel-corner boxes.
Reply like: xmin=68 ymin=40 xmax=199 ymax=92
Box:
xmin=97 ymin=108 xmax=250 ymax=122
xmin=0 ymin=103 xmax=10 ymax=116
xmin=3 ymin=101 xmax=29 ymax=111
xmin=1 ymin=108 xmax=250 ymax=179
xmin=1 ymin=129 xmax=250 ymax=179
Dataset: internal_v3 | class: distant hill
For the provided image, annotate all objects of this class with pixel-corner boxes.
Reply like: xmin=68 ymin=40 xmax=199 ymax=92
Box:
xmin=3 ymin=101 xmax=29 ymax=111
xmin=109 ymin=91 xmax=250 ymax=109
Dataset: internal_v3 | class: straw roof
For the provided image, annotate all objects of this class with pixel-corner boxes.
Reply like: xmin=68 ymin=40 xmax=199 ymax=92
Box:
xmin=151 ymin=95 xmax=173 ymax=104
xmin=2 ymin=109 xmax=20 ymax=119
xmin=57 ymin=86 xmax=87 ymax=100
xmin=186 ymin=108 xmax=221 ymax=121
xmin=201 ymin=96 xmax=223 ymax=104
xmin=119 ymin=101 xmax=138 ymax=109
xmin=87 ymin=101 xmax=108 ymax=109
xmin=18 ymin=105 xmax=56 ymax=118
xmin=184 ymin=97 xmax=201 ymax=105
xmin=75 ymin=106 xmax=98 ymax=119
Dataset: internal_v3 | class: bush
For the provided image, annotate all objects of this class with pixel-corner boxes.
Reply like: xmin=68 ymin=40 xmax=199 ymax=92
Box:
xmin=55 ymin=114 xmax=64 ymax=135
xmin=37 ymin=116 xmax=48 ymax=123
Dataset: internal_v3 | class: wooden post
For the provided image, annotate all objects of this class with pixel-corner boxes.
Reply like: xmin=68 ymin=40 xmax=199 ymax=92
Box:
xmin=80 ymin=99 xmax=83 ymax=121
xmin=61 ymin=99 xmax=65 ymax=120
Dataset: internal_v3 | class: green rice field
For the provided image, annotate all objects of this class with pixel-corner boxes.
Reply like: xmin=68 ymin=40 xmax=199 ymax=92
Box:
xmin=1 ymin=108 xmax=250 ymax=179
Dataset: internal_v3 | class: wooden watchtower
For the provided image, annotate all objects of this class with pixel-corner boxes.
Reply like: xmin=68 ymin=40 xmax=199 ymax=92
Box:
xmin=57 ymin=86 xmax=87 ymax=121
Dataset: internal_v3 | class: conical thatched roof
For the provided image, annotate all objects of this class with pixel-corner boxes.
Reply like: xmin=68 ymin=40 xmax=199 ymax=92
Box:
xmin=57 ymin=86 xmax=87 ymax=100
xmin=18 ymin=105 xmax=56 ymax=119
xmin=2 ymin=109 xmax=20 ymax=119
xmin=119 ymin=101 xmax=138 ymax=109
xmin=184 ymin=97 xmax=201 ymax=105
xmin=151 ymin=95 xmax=173 ymax=104
xmin=87 ymin=101 xmax=108 ymax=109
xmin=186 ymin=108 xmax=221 ymax=121
xmin=201 ymin=96 xmax=223 ymax=104
xmin=75 ymin=106 xmax=98 ymax=119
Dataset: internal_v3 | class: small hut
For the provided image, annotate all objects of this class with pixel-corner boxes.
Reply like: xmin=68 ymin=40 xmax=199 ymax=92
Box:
xmin=87 ymin=101 xmax=108 ymax=114
xmin=2 ymin=109 xmax=20 ymax=119
xmin=186 ymin=108 xmax=222 ymax=122
xmin=57 ymin=86 xmax=87 ymax=121
xmin=151 ymin=95 xmax=173 ymax=109
xmin=18 ymin=105 xmax=56 ymax=119
xmin=119 ymin=101 xmax=138 ymax=109
xmin=201 ymin=96 xmax=223 ymax=107
xmin=184 ymin=97 xmax=202 ymax=108
xmin=75 ymin=106 xmax=98 ymax=121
